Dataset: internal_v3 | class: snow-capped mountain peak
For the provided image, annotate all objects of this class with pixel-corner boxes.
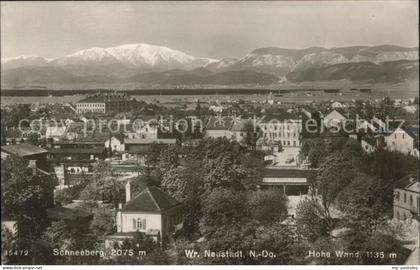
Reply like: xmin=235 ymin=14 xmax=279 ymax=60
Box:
xmin=48 ymin=43 xmax=217 ymax=69
xmin=105 ymin=43 xmax=196 ymax=66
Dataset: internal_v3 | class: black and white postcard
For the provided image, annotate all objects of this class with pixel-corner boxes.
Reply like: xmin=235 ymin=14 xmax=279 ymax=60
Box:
xmin=1 ymin=1 xmax=419 ymax=268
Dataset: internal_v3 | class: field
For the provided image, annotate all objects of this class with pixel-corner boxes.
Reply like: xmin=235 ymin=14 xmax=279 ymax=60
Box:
xmin=1 ymin=80 xmax=418 ymax=106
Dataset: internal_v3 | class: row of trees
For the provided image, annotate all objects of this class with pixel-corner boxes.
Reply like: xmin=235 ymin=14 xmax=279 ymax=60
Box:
xmin=296 ymin=136 xmax=417 ymax=264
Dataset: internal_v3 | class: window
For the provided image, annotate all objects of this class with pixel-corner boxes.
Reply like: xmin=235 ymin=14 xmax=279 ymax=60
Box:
xmin=397 ymin=211 xmax=400 ymax=220
xmin=403 ymin=134 xmax=405 ymax=139
xmin=394 ymin=134 xmax=397 ymax=139
xmin=404 ymin=193 xmax=406 ymax=203
xmin=410 ymin=195 xmax=413 ymax=206
xmin=135 ymin=218 xmax=146 ymax=230
xmin=396 ymin=191 xmax=400 ymax=201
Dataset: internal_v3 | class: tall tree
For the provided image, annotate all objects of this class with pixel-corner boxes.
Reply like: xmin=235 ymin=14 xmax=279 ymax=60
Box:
xmin=248 ymin=189 xmax=288 ymax=224
xmin=316 ymin=152 xmax=356 ymax=210
xmin=295 ymin=198 xmax=333 ymax=242
xmin=1 ymin=155 xmax=53 ymax=263
xmin=80 ymin=160 xmax=123 ymax=207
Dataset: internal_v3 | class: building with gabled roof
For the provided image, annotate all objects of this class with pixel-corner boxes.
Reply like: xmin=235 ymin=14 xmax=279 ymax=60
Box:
xmin=323 ymin=109 xmax=347 ymax=129
xmin=1 ymin=143 xmax=49 ymax=171
xmin=107 ymin=184 xmax=183 ymax=245
xmin=1 ymin=142 xmax=48 ymax=157
xmin=205 ymin=116 xmax=234 ymax=139
xmin=393 ymin=174 xmax=419 ymax=221
xmin=76 ymin=92 xmax=137 ymax=114
xmin=384 ymin=127 xmax=417 ymax=155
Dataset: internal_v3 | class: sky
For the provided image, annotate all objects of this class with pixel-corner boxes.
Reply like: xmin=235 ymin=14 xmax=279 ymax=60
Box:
xmin=1 ymin=1 xmax=418 ymax=60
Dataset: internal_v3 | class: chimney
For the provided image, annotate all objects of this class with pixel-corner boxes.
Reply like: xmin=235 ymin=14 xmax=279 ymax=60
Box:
xmin=28 ymin=160 xmax=37 ymax=176
xmin=118 ymin=203 xmax=123 ymax=209
xmin=125 ymin=181 xmax=131 ymax=202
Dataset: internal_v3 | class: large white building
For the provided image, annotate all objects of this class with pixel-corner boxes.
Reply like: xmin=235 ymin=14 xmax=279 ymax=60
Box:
xmin=259 ymin=117 xmax=302 ymax=147
xmin=76 ymin=93 xmax=136 ymax=114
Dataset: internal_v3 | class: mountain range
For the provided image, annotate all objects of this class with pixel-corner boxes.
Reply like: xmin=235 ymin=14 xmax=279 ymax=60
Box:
xmin=1 ymin=43 xmax=418 ymax=86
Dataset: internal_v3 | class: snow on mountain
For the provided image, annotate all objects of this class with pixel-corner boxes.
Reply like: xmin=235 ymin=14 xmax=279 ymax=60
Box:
xmin=206 ymin=46 xmax=419 ymax=76
xmin=53 ymin=47 xmax=119 ymax=66
xmin=2 ymin=44 xmax=418 ymax=84
xmin=52 ymin=43 xmax=216 ymax=70
xmin=205 ymin=58 xmax=238 ymax=72
xmin=106 ymin=43 xmax=195 ymax=66
xmin=374 ymin=51 xmax=418 ymax=63
xmin=293 ymin=52 xmax=348 ymax=71
xmin=348 ymin=54 xmax=373 ymax=63
xmin=1 ymin=55 xmax=52 ymax=69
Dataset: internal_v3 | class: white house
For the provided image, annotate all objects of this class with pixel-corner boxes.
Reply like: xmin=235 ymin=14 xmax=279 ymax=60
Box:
xmin=125 ymin=120 xmax=158 ymax=140
xmin=331 ymin=101 xmax=345 ymax=109
xmin=45 ymin=124 xmax=67 ymax=140
xmin=393 ymin=175 xmax=419 ymax=221
xmin=323 ymin=110 xmax=347 ymax=129
xmin=384 ymin=127 xmax=416 ymax=155
xmin=209 ymin=105 xmax=224 ymax=113
xmin=105 ymin=183 xmax=183 ymax=246
xmin=205 ymin=116 xmax=233 ymax=139
xmin=403 ymin=105 xmax=418 ymax=114
xmin=105 ymin=136 xmax=125 ymax=152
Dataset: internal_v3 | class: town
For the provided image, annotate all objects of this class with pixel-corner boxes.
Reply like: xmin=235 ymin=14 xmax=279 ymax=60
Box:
xmin=1 ymin=90 xmax=419 ymax=265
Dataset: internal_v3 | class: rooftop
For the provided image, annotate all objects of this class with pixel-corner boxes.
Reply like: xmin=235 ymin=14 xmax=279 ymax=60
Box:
xmin=395 ymin=174 xmax=419 ymax=190
xmin=1 ymin=143 xmax=48 ymax=157
xmin=48 ymin=147 xmax=106 ymax=154
xmin=206 ymin=116 xmax=233 ymax=130
xmin=124 ymin=138 xmax=177 ymax=145
xmin=263 ymin=168 xmax=317 ymax=178
xmin=230 ymin=119 xmax=254 ymax=132
xmin=123 ymin=186 xmax=181 ymax=212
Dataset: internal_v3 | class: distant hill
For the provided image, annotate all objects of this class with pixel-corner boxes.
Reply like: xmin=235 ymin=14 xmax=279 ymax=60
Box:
xmin=125 ymin=69 xmax=279 ymax=85
xmin=1 ymin=43 xmax=418 ymax=86
xmin=286 ymin=60 xmax=419 ymax=83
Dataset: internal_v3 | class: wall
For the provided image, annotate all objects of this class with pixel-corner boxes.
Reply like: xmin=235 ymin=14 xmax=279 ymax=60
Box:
xmin=259 ymin=121 xmax=301 ymax=147
xmin=205 ymin=130 xmax=232 ymax=139
xmin=119 ymin=211 xmax=162 ymax=234
xmin=385 ymin=129 xmax=414 ymax=154
xmin=394 ymin=187 xmax=420 ymax=220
